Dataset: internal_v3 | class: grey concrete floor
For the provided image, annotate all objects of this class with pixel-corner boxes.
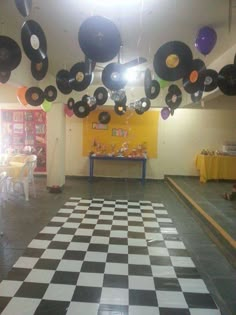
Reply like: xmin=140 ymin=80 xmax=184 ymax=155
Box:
xmin=0 ymin=176 xmax=235 ymax=315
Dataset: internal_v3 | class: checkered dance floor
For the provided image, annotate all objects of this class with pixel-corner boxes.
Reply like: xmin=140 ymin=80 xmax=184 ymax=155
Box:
xmin=0 ymin=198 xmax=221 ymax=315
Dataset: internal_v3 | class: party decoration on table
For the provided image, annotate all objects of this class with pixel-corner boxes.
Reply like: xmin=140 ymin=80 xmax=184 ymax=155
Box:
xmin=98 ymin=111 xmax=111 ymax=124
xmin=165 ymin=84 xmax=182 ymax=110
xmin=73 ymin=100 xmax=90 ymax=118
xmin=16 ymin=86 xmax=28 ymax=106
xmin=44 ymin=85 xmax=57 ymax=102
xmin=25 ymin=86 xmax=44 ymax=106
xmin=134 ymin=97 xmax=151 ymax=115
xmin=56 ymin=69 xmax=72 ymax=94
xmin=161 ymin=107 xmax=170 ymax=120
xmin=78 ymin=15 xmax=121 ymax=63
xmin=0 ymin=36 xmax=22 ymax=72
xmin=217 ymin=64 xmax=236 ymax=96
xmin=67 ymin=97 xmax=74 ymax=110
xmin=21 ymin=20 xmax=47 ymax=62
xmin=191 ymin=90 xmax=203 ymax=103
xmin=69 ymin=62 xmax=93 ymax=91
xmin=153 ymin=41 xmax=193 ymax=81
xmin=114 ymin=103 xmax=126 ymax=116
xmin=0 ymin=71 xmax=11 ymax=84
xmin=195 ymin=26 xmax=217 ymax=56
xmin=15 ymin=0 xmax=32 ymax=17
xmin=93 ymin=86 xmax=108 ymax=105
xmin=64 ymin=103 xmax=74 ymax=117
xmin=41 ymin=99 xmax=52 ymax=112
xmin=203 ymin=69 xmax=218 ymax=92
xmin=183 ymin=59 xmax=206 ymax=94
xmin=31 ymin=57 xmax=48 ymax=80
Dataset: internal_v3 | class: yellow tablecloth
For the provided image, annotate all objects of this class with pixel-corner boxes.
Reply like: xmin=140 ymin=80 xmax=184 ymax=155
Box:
xmin=195 ymin=154 xmax=236 ymax=183
xmin=0 ymin=165 xmax=24 ymax=179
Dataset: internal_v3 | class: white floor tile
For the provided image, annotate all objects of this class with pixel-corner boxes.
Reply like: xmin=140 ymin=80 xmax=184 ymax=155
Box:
xmin=170 ymin=256 xmax=195 ymax=268
xmin=105 ymin=262 xmax=128 ymax=275
xmin=165 ymin=240 xmax=186 ymax=249
xmin=129 ymin=306 xmax=160 ymax=315
xmin=0 ymin=280 xmax=22 ymax=297
xmin=13 ymin=257 xmax=38 ymax=269
xmin=156 ymin=290 xmax=188 ymax=308
xmin=67 ymin=302 xmax=99 ymax=315
xmin=40 ymin=226 xmax=60 ymax=234
xmin=128 ymin=254 xmax=150 ymax=265
xmin=148 ymin=246 xmax=169 ymax=257
xmin=53 ymin=234 xmax=74 ymax=242
xmin=100 ymin=287 xmax=128 ymax=305
xmin=77 ymin=272 xmax=104 ymax=287
xmin=151 ymin=266 xmax=176 ymax=278
xmin=57 ymin=259 xmax=83 ymax=272
xmin=67 ymin=242 xmax=89 ymax=252
xmin=84 ymin=251 xmax=107 ymax=262
xmin=28 ymin=239 xmax=50 ymax=249
xmin=129 ymin=276 xmax=155 ymax=290
xmin=41 ymin=249 xmax=65 ymax=260
xmin=178 ymin=278 xmax=209 ymax=293
xmin=43 ymin=283 xmax=75 ymax=301
xmin=1 ymin=297 xmax=40 ymax=315
xmin=25 ymin=269 xmax=55 ymax=283
xmin=108 ymin=245 xmax=128 ymax=254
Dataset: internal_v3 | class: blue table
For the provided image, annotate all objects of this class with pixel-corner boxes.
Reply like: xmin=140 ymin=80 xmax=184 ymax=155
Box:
xmin=89 ymin=155 xmax=147 ymax=184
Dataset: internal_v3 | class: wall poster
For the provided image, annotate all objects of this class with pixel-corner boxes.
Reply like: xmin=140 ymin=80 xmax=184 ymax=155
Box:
xmin=0 ymin=109 xmax=47 ymax=172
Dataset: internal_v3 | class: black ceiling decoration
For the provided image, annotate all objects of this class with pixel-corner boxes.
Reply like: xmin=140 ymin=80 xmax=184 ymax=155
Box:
xmin=21 ymin=20 xmax=47 ymax=63
xmin=0 ymin=36 xmax=22 ymax=72
xmin=153 ymin=41 xmax=193 ymax=81
xmin=78 ymin=15 xmax=121 ymax=63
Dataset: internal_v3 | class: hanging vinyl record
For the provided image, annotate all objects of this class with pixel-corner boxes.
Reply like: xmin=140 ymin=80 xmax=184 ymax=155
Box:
xmin=25 ymin=86 xmax=44 ymax=106
xmin=144 ymin=68 xmax=152 ymax=98
xmin=73 ymin=100 xmax=90 ymax=118
xmin=218 ymin=64 xmax=236 ymax=96
xmin=67 ymin=97 xmax=75 ymax=110
xmin=78 ymin=15 xmax=121 ymax=63
xmin=102 ymin=62 xmax=127 ymax=91
xmin=115 ymin=94 xmax=127 ymax=107
xmin=15 ymin=0 xmax=32 ymax=17
xmin=114 ymin=103 xmax=126 ymax=116
xmin=0 ymin=71 xmax=11 ymax=84
xmin=94 ymin=86 xmax=108 ymax=105
xmin=98 ymin=111 xmax=111 ymax=124
xmin=165 ymin=84 xmax=182 ymax=109
xmin=203 ymin=69 xmax=218 ymax=92
xmin=56 ymin=69 xmax=72 ymax=95
xmin=191 ymin=90 xmax=203 ymax=103
xmin=153 ymin=41 xmax=193 ymax=81
xmin=31 ymin=57 xmax=48 ymax=80
xmin=44 ymin=85 xmax=57 ymax=102
xmin=69 ymin=62 xmax=93 ymax=91
xmin=82 ymin=94 xmax=97 ymax=111
xmin=0 ymin=36 xmax=22 ymax=72
xmin=21 ymin=20 xmax=47 ymax=62
xmin=148 ymin=80 xmax=160 ymax=99
xmin=183 ymin=59 xmax=206 ymax=94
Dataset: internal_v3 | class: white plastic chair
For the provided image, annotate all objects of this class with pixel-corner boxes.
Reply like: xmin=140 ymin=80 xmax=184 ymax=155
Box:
xmin=8 ymin=155 xmax=37 ymax=201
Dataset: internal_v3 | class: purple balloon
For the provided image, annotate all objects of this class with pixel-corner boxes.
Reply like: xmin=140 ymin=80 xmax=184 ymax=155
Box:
xmin=195 ymin=26 xmax=217 ymax=56
xmin=161 ymin=107 xmax=170 ymax=120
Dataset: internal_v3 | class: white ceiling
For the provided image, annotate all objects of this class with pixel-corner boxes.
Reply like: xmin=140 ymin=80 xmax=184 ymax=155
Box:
xmin=1 ymin=0 xmax=236 ymax=87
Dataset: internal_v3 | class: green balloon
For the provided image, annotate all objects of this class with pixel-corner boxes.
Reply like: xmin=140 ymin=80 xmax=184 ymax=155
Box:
xmin=41 ymin=100 xmax=52 ymax=112
xmin=158 ymin=78 xmax=169 ymax=89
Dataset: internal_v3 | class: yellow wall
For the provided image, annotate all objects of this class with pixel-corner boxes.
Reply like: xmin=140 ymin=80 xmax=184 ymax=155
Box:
xmin=82 ymin=108 xmax=159 ymax=158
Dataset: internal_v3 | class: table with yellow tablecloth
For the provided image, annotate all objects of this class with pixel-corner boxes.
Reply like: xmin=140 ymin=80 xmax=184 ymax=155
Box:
xmin=195 ymin=154 xmax=236 ymax=183
xmin=0 ymin=164 xmax=25 ymax=179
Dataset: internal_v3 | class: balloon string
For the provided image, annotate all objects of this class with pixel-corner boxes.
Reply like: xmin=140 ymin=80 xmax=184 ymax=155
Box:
xmin=137 ymin=0 xmax=144 ymax=51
